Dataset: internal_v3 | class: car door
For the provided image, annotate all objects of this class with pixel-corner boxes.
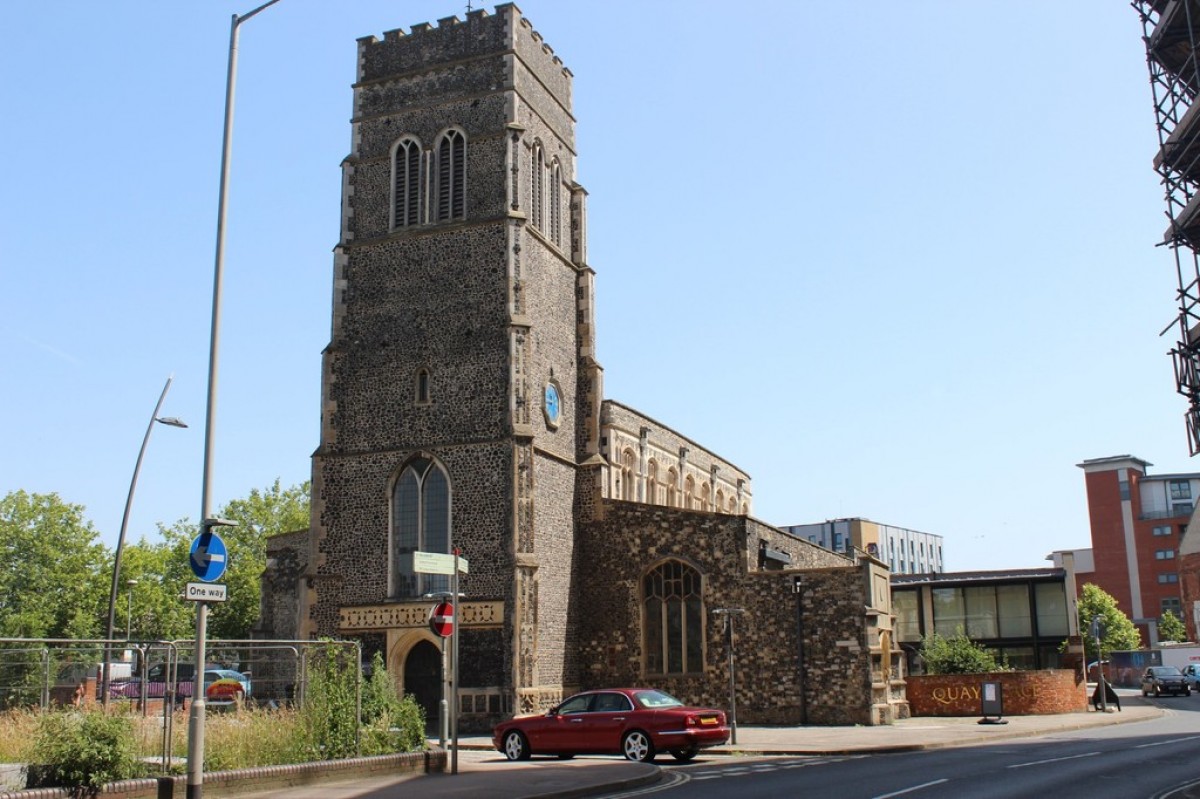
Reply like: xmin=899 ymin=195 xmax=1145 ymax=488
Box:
xmin=531 ymin=693 xmax=594 ymax=753
xmin=579 ymin=691 xmax=635 ymax=753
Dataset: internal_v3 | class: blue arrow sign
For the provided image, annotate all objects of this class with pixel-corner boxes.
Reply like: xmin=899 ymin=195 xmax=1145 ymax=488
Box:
xmin=190 ymin=531 xmax=228 ymax=583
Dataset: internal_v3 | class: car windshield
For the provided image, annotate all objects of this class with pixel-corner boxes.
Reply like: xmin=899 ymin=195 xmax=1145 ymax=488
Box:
xmin=1151 ymin=666 xmax=1183 ymax=676
xmin=632 ymin=689 xmax=684 ymax=709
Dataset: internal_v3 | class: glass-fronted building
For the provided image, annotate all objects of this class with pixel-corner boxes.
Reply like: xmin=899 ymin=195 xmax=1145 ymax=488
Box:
xmin=892 ymin=568 xmax=1077 ymax=672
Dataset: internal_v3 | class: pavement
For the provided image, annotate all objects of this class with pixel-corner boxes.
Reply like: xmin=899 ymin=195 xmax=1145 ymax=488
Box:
xmin=237 ymin=694 xmax=1165 ymax=799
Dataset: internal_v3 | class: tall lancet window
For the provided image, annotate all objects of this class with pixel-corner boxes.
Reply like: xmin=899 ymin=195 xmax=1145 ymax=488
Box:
xmin=549 ymin=159 xmax=563 ymax=247
xmin=436 ymin=129 xmax=466 ymax=222
xmin=392 ymin=457 xmax=451 ymax=597
xmin=391 ymin=136 xmax=422 ymax=229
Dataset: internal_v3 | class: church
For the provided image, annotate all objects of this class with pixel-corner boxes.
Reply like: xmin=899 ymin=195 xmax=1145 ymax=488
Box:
xmin=257 ymin=3 xmax=906 ymax=729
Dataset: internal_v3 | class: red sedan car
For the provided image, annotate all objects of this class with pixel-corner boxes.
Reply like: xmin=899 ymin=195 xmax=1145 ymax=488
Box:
xmin=492 ymin=688 xmax=729 ymax=763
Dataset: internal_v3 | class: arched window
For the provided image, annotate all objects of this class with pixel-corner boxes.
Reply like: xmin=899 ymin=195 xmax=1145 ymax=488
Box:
xmin=550 ymin=159 xmax=563 ymax=247
xmin=436 ymin=129 xmax=466 ymax=222
xmin=715 ymin=489 xmax=725 ymax=512
xmin=530 ymin=142 xmax=544 ymax=230
xmin=700 ymin=482 xmax=711 ymax=510
xmin=684 ymin=476 xmax=695 ymax=509
xmin=621 ymin=448 xmax=636 ymax=501
xmin=415 ymin=368 xmax=431 ymax=404
xmin=666 ymin=468 xmax=678 ymax=507
xmin=643 ymin=560 xmax=703 ymax=675
xmin=391 ymin=136 xmax=422 ymax=229
xmin=646 ymin=460 xmax=659 ymax=505
xmin=392 ymin=457 xmax=451 ymax=597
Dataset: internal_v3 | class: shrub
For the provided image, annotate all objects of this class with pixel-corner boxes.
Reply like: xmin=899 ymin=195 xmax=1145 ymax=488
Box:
xmin=295 ymin=645 xmax=360 ymax=760
xmin=920 ymin=629 xmax=1004 ymax=675
xmin=30 ymin=710 xmax=143 ymax=789
xmin=360 ymin=653 xmax=425 ymax=755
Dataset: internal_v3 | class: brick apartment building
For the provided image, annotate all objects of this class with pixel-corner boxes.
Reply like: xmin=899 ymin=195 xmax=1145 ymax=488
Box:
xmin=1066 ymin=455 xmax=1197 ymax=644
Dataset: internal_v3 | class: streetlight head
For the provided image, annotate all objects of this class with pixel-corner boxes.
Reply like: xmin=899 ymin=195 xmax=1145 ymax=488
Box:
xmin=126 ymin=579 xmax=138 ymax=586
xmin=203 ymin=517 xmax=237 ymax=528
xmin=155 ymin=416 xmax=188 ymax=428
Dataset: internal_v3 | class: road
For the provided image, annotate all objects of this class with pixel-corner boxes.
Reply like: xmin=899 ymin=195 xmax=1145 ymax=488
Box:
xmin=597 ymin=697 xmax=1200 ymax=799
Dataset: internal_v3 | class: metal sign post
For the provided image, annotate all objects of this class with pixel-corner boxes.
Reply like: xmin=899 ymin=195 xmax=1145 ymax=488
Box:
xmin=186 ymin=524 xmax=231 ymax=799
xmin=416 ymin=550 xmax=468 ymax=773
xmin=452 ymin=548 xmax=461 ymax=775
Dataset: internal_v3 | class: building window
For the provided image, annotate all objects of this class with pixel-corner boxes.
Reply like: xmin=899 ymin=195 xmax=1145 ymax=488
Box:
xmin=435 ymin=129 xmax=466 ymax=222
xmin=1159 ymin=573 xmax=1180 ymax=584
xmin=391 ymin=136 xmax=422 ymax=229
xmin=621 ymin=449 xmax=635 ymax=501
xmin=1034 ymin=582 xmax=1069 ymax=636
xmin=646 ymin=460 xmax=659 ymax=505
xmin=1119 ymin=479 xmax=1131 ymax=501
xmin=415 ymin=368 xmax=431 ymax=404
xmin=643 ymin=560 xmax=703 ymax=675
xmin=1156 ymin=549 xmax=1177 ymax=560
xmin=391 ymin=457 xmax=451 ymax=598
xmin=550 ymin=160 xmax=563 ymax=247
xmin=893 ymin=590 xmax=920 ymax=642
xmin=1163 ymin=597 xmax=1182 ymax=616
xmin=1170 ymin=479 xmax=1192 ymax=500
xmin=1172 ymin=502 xmax=1193 ymax=517
xmin=530 ymin=141 xmax=544 ymax=230
xmin=1153 ymin=525 xmax=1173 ymax=536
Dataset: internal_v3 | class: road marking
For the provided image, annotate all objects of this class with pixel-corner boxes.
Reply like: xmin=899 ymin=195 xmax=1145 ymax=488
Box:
xmin=601 ymin=769 xmax=690 ymax=796
xmin=1007 ymin=751 xmax=1099 ymax=769
xmin=1136 ymin=735 xmax=1200 ymax=749
xmin=872 ymin=779 xmax=949 ymax=798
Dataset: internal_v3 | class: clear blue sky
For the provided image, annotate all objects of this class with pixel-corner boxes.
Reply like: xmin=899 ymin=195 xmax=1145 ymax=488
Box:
xmin=0 ymin=1 xmax=1185 ymax=572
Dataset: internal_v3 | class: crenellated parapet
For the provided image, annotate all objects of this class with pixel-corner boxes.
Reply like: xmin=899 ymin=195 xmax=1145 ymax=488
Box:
xmin=354 ymin=4 xmax=572 ymax=114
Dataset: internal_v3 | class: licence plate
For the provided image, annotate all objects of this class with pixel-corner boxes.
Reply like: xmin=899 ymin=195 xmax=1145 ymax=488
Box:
xmin=700 ymin=717 xmax=717 ymax=725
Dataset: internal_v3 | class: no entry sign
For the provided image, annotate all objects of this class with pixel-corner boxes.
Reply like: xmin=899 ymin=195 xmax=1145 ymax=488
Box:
xmin=429 ymin=601 xmax=455 ymax=637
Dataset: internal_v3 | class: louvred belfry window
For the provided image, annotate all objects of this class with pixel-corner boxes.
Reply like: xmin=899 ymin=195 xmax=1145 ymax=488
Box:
xmin=437 ymin=129 xmax=466 ymax=222
xmin=392 ymin=137 xmax=422 ymax=228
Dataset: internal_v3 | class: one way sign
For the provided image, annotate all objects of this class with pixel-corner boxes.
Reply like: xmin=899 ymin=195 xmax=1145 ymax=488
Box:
xmin=190 ymin=531 xmax=228 ymax=583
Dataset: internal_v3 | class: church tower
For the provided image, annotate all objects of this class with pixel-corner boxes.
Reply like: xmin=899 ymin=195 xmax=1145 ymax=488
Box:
xmin=303 ymin=4 xmax=601 ymax=720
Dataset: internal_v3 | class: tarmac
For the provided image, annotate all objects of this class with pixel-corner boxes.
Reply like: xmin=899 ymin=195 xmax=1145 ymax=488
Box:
xmin=237 ymin=695 xmax=1165 ymax=799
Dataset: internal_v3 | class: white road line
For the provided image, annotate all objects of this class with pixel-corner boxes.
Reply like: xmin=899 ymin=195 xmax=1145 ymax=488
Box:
xmin=1007 ymin=751 xmax=1100 ymax=769
xmin=1136 ymin=735 xmax=1200 ymax=749
xmin=872 ymin=779 xmax=949 ymax=798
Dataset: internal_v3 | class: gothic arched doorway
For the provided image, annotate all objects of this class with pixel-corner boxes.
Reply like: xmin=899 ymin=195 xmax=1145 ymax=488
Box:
xmin=404 ymin=639 xmax=442 ymax=732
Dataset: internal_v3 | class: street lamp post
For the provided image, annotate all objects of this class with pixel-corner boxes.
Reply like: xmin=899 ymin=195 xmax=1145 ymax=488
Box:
xmin=189 ymin=4 xmax=283 ymax=797
xmin=102 ymin=376 xmax=186 ymax=706
xmin=712 ymin=607 xmax=745 ymax=745
xmin=125 ymin=579 xmax=138 ymax=641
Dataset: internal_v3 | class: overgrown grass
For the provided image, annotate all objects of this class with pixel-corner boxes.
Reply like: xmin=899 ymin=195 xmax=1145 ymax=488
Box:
xmin=0 ymin=708 xmax=39 ymax=763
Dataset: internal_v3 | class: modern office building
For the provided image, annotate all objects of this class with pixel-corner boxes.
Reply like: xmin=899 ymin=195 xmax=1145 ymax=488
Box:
xmin=781 ymin=518 xmax=944 ymax=575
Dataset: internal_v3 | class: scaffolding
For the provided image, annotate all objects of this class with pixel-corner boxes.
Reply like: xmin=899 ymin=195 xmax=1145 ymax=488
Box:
xmin=1135 ymin=0 xmax=1200 ymax=454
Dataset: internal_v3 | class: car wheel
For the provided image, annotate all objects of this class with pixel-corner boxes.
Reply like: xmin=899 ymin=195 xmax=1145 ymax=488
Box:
xmin=503 ymin=730 xmax=531 ymax=761
xmin=670 ymin=747 xmax=698 ymax=762
xmin=622 ymin=730 xmax=656 ymax=763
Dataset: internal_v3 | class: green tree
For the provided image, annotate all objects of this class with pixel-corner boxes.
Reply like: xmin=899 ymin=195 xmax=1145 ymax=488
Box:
xmin=1077 ymin=583 xmax=1142 ymax=661
xmin=122 ymin=480 xmax=310 ymax=642
xmin=0 ymin=491 xmax=108 ymax=639
xmin=209 ymin=479 xmax=310 ymax=640
xmin=1159 ymin=609 xmax=1188 ymax=643
xmin=919 ymin=628 xmax=1004 ymax=674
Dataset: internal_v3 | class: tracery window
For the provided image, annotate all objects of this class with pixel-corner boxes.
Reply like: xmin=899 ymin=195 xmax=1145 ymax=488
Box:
xmin=391 ymin=136 xmax=422 ymax=229
xmin=436 ymin=129 xmax=466 ymax=222
xmin=643 ymin=560 xmax=704 ymax=675
xmin=392 ymin=457 xmax=451 ymax=597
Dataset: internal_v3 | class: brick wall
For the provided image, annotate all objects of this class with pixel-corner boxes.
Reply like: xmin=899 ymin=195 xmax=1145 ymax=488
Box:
xmin=906 ymin=670 xmax=1086 ymax=716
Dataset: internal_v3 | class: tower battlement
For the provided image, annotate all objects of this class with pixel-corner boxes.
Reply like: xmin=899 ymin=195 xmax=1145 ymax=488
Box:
xmin=356 ymin=3 xmax=571 ymax=91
